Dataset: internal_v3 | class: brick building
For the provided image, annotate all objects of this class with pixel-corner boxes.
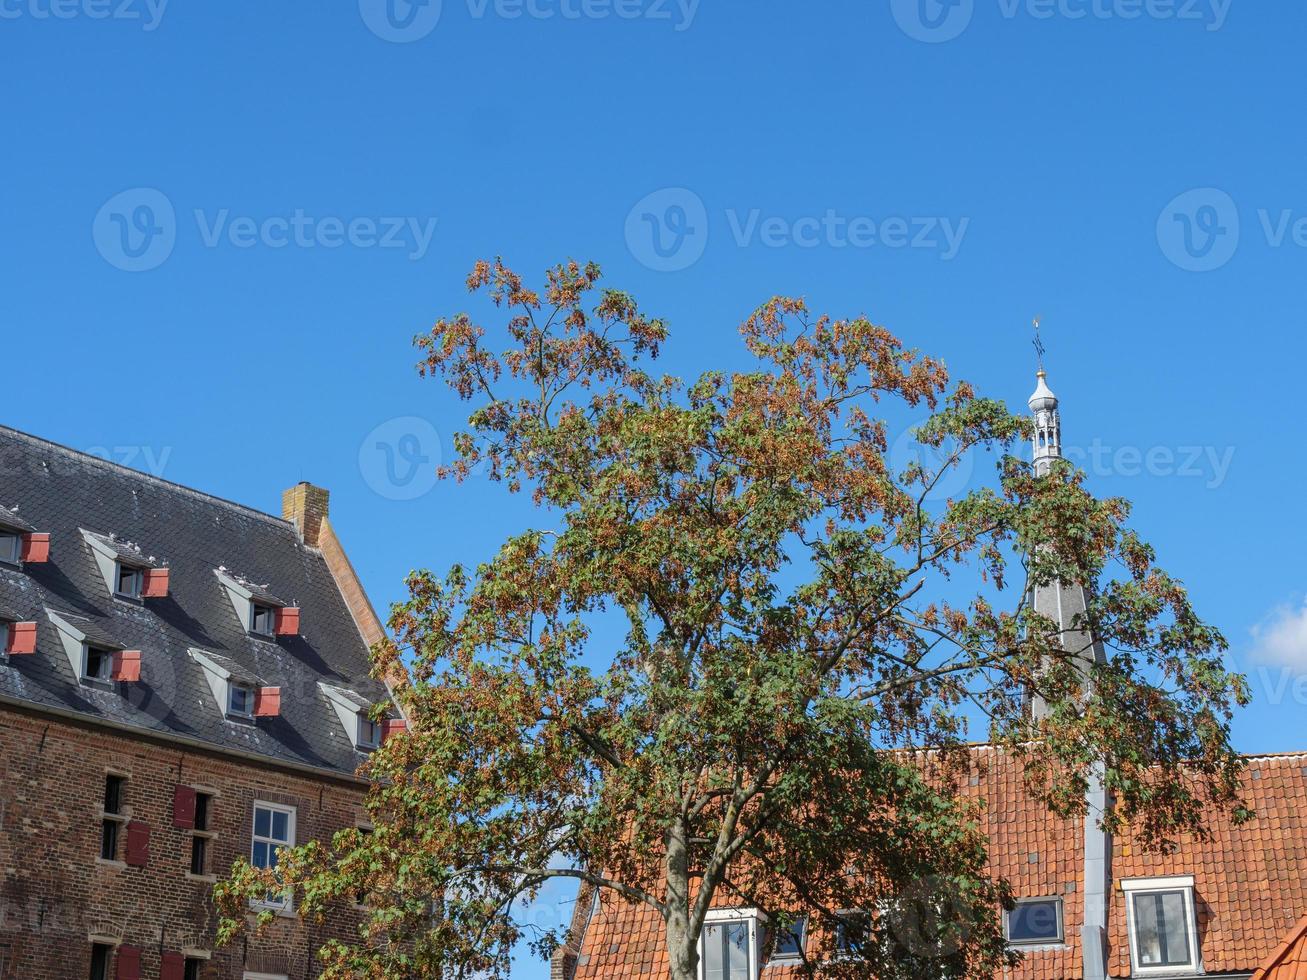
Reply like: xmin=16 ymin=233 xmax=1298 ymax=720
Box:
xmin=0 ymin=426 xmax=400 ymax=979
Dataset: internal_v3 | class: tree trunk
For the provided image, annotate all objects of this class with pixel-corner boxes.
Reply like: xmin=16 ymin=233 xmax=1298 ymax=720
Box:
xmin=664 ymin=818 xmax=700 ymax=980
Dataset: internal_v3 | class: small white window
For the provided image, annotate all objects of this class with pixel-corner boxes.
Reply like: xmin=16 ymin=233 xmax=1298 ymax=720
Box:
xmin=835 ymin=911 xmax=870 ymax=957
xmin=83 ymin=645 xmax=114 ymax=683
xmin=770 ymin=916 xmax=806 ymax=962
xmin=228 ymin=683 xmax=254 ymax=718
xmin=0 ymin=533 xmax=19 ymax=564
xmin=700 ymin=909 xmax=758 ymax=980
xmin=357 ymin=715 xmax=381 ymax=750
xmin=250 ymin=603 xmax=276 ymax=636
xmin=1122 ymin=876 xmax=1200 ymax=975
xmin=251 ymin=802 xmax=295 ymax=910
xmin=115 ymin=563 xmax=144 ymax=599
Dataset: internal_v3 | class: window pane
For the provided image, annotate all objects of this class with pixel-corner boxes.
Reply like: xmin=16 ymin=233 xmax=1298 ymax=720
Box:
xmin=1008 ymin=900 xmax=1062 ymax=943
xmin=272 ymin=810 xmax=288 ymax=842
xmin=100 ymin=820 xmax=118 ymax=860
xmin=724 ymin=922 xmax=750 ymax=979
xmin=254 ymin=807 xmax=270 ymax=838
xmin=190 ymin=836 xmax=207 ymax=875
xmin=702 ymin=922 xmax=752 ymax=980
xmin=253 ymin=840 xmax=269 ymax=868
xmin=775 ymin=918 xmax=806 ymax=956
xmin=1134 ymin=891 xmax=1191 ymax=967
xmin=703 ymin=924 xmax=726 ymax=980
xmin=90 ymin=944 xmax=110 ymax=980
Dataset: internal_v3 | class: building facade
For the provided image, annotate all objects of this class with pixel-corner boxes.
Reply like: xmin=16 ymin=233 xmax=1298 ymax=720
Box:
xmin=0 ymin=426 xmax=399 ymax=979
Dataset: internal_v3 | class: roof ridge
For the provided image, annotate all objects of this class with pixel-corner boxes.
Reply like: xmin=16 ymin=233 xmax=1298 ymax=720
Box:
xmin=0 ymin=425 xmax=294 ymax=531
xmin=1251 ymin=912 xmax=1307 ymax=980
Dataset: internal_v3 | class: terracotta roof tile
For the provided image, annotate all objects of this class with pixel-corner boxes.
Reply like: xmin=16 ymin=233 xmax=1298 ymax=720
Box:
xmin=571 ymin=747 xmax=1307 ymax=980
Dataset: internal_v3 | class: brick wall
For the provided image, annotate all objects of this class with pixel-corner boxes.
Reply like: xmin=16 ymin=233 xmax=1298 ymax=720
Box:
xmin=0 ymin=703 xmax=369 ymax=979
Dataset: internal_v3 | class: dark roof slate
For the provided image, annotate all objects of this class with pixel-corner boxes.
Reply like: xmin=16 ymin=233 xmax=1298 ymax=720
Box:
xmin=84 ymin=530 xmax=161 ymax=568
xmin=0 ymin=505 xmax=34 ymax=533
xmin=0 ymin=425 xmax=388 ymax=776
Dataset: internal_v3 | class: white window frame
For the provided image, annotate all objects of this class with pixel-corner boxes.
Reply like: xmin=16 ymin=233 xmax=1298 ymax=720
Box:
xmin=768 ymin=914 xmax=807 ymax=963
xmin=250 ymin=602 xmax=276 ymax=636
xmin=357 ymin=714 xmax=381 ymax=750
xmin=114 ymin=562 xmax=144 ymax=599
xmin=698 ymin=907 xmax=760 ymax=980
xmin=1003 ymin=896 xmax=1065 ymax=948
xmin=250 ymin=801 xmax=296 ymax=911
xmin=227 ymin=682 xmax=255 ymax=719
xmin=1121 ymin=875 xmax=1201 ymax=976
xmin=82 ymin=644 xmax=114 ymax=683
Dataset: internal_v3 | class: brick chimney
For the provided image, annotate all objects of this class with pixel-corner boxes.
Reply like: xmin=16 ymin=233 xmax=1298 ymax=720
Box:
xmin=282 ymin=482 xmax=330 ymax=547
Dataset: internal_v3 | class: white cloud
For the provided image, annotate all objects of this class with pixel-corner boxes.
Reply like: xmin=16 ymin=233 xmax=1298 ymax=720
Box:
xmin=1250 ymin=599 xmax=1307 ymax=670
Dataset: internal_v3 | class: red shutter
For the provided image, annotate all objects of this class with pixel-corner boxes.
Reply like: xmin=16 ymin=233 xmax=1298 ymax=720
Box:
xmin=124 ymin=821 xmax=150 ymax=867
xmin=159 ymin=952 xmax=185 ymax=980
xmin=274 ymin=606 xmax=300 ymax=636
xmin=111 ymin=650 xmax=142 ymax=683
xmin=6 ymin=621 xmax=37 ymax=655
xmin=172 ymin=785 xmax=197 ymax=830
xmin=253 ymin=687 xmax=281 ymax=717
xmin=142 ymin=567 xmax=170 ymax=598
xmin=382 ymin=719 xmax=407 ymax=743
xmin=20 ymin=533 xmax=49 ymax=563
xmin=115 ymin=945 xmax=142 ymax=980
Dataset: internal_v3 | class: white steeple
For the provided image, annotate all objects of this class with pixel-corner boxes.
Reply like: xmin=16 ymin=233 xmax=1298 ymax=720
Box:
xmin=1022 ymin=349 xmax=1113 ymax=980
xmin=1029 ymin=370 xmax=1061 ymax=478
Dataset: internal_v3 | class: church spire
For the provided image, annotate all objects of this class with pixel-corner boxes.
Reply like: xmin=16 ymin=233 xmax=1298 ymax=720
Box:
xmin=1022 ymin=321 xmax=1112 ymax=980
xmin=1029 ymin=318 xmax=1061 ymax=477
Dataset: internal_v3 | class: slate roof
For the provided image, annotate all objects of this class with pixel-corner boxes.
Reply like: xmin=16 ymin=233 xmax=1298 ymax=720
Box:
xmin=566 ymin=747 xmax=1307 ymax=980
xmin=0 ymin=425 xmax=391 ymax=777
xmin=0 ymin=505 xmax=34 ymax=533
xmin=83 ymin=529 xmax=160 ymax=567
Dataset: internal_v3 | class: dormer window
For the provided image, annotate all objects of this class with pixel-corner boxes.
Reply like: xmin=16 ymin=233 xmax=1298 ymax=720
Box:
xmin=1122 ymin=875 xmax=1201 ymax=975
xmin=700 ymin=909 xmax=760 ymax=980
xmin=215 ymin=570 xmax=300 ymax=637
xmin=0 ymin=531 xmax=19 ymax=564
xmin=116 ymin=563 xmax=144 ymax=599
xmin=83 ymin=530 xmax=165 ymax=600
xmin=319 ymin=681 xmax=395 ymax=751
xmin=190 ymin=648 xmax=280 ymax=720
xmin=251 ymin=603 xmax=276 ymax=636
xmin=357 ymin=715 xmax=382 ymax=750
xmin=84 ymin=645 xmax=114 ymax=683
xmin=228 ymin=683 xmax=255 ymax=719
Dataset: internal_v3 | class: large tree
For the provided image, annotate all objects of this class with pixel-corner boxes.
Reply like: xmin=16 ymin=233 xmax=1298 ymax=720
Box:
xmin=217 ymin=260 xmax=1248 ymax=979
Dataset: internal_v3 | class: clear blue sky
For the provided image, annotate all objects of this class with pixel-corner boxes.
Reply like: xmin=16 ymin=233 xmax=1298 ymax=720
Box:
xmin=3 ymin=2 xmax=1303 ymax=974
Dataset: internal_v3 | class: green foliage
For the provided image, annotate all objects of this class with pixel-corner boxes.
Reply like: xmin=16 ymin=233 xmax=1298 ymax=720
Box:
xmin=216 ymin=260 xmax=1247 ymax=979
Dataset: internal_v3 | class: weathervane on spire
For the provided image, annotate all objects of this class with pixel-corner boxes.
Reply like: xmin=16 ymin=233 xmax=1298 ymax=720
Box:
xmin=1032 ymin=316 xmax=1046 ymax=372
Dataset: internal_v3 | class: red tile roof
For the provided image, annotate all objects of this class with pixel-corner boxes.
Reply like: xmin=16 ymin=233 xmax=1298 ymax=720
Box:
xmin=566 ymin=748 xmax=1307 ymax=979
xmin=1252 ymin=914 xmax=1307 ymax=980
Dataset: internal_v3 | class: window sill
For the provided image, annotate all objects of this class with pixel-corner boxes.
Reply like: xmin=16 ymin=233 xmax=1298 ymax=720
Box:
xmin=250 ymin=902 xmax=297 ymax=919
xmin=186 ymin=872 xmax=218 ymax=883
xmin=95 ymin=858 xmax=126 ymax=870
